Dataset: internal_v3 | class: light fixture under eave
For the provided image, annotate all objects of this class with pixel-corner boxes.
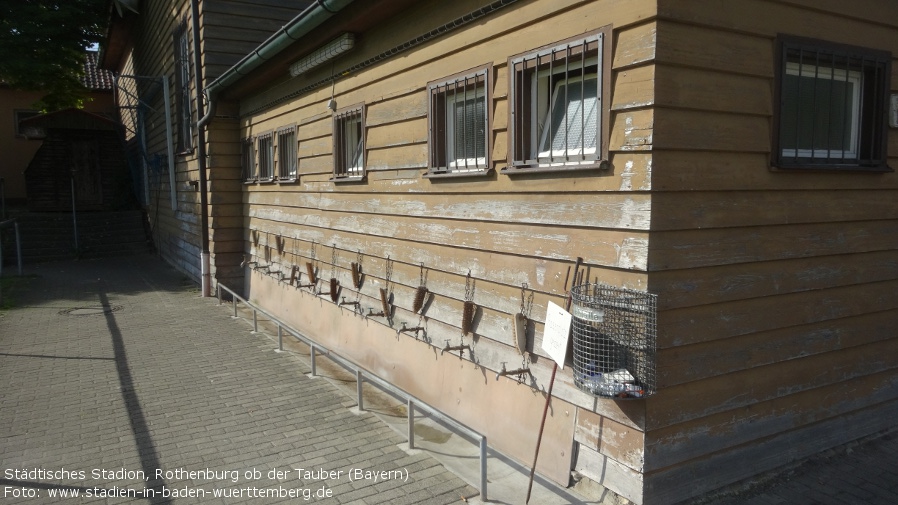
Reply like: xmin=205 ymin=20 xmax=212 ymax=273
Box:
xmin=289 ymin=33 xmax=355 ymax=78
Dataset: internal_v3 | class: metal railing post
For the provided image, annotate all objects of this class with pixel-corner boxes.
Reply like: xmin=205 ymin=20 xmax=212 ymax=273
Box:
xmin=480 ymin=436 xmax=488 ymax=501
xmin=14 ymin=221 xmax=22 ymax=276
xmin=356 ymin=370 xmax=364 ymax=411
xmin=408 ymin=399 xmax=415 ymax=449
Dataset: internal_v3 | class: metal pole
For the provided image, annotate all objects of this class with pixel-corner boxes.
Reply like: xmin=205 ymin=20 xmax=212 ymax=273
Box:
xmin=480 ymin=436 xmax=488 ymax=501
xmin=70 ymin=172 xmax=79 ymax=253
xmin=278 ymin=325 xmax=283 ymax=351
xmin=310 ymin=346 xmax=317 ymax=376
xmin=356 ymin=370 xmax=364 ymax=411
xmin=252 ymin=309 xmax=258 ymax=332
xmin=408 ymin=399 xmax=415 ymax=449
xmin=14 ymin=221 xmax=22 ymax=276
xmin=526 ymin=257 xmax=582 ymax=504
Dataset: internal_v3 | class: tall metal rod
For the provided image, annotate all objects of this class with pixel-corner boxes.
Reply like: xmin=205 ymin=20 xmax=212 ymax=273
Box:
xmin=356 ymin=370 xmax=364 ymax=411
xmin=15 ymin=221 xmax=22 ymax=276
xmin=277 ymin=325 xmax=283 ymax=351
xmin=70 ymin=171 xmax=79 ymax=253
xmin=480 ymin=436 xmax=489 ymax=501
xmin=310 ymin=346 xmax=317 ymax=376
xmin=526 ymin=257 xmax=582 ymax=504
xmin=252 ymin=309 xmax=258 ymax=332
xmin=407 ymin=399 xmax=415 ymax=449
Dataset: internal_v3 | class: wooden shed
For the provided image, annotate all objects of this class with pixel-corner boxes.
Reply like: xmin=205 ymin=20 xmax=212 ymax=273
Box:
xmin=21 ymin=109 xmax=133 ymax=212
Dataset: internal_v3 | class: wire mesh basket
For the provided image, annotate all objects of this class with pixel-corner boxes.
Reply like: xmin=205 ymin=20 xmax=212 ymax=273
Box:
xmin=570 ymin=283 xmax=657 ymax=399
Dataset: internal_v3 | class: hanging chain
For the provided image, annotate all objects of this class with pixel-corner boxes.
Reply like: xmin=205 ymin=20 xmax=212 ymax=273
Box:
xmin=521 ymin=282 xmax=533 ymax=368
xmin=385 ymin=256 xmax=394 ymax=293
xmin=330 ymin=244 xmax=338 ymax=278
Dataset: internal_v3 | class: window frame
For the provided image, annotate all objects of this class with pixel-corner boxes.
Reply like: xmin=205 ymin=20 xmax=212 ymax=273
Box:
xmin=332 ymin=103 xmax=366 ymax=181
xmin=14 ymin=110 xmax=41 ymax=137
xmin=505 ymin=26 xmax=612 ymax=174
xmin=427 ymin=64 xmax=493 ymax=177
xmin=241 ymin=137 xmax=256 ymax=183
xmin=772 ymin=35 xmax=892 ymax=172
xmin=257 ymin=131 xmax=275 ymax=182
xmin=173 ymin=19 xmax=194 ymax=154
xmin=276 ymin=125 xmax=298 ymax=182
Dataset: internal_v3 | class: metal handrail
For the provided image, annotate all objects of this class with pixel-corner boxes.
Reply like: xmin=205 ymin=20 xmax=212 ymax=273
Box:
xmin=216 ymin=283 xmax=488 ymax=500
xmin=0 ymin=218 xmax=23 ymax=277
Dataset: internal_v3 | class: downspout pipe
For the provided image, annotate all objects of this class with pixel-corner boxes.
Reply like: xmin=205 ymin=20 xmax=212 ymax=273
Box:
xmin=190 ymin=0 xmax=211 ymax=296
xmin=194 ymin=0 xmax=355 ymax=297
xmin=198 ymin=0 xmax=356 ymax=129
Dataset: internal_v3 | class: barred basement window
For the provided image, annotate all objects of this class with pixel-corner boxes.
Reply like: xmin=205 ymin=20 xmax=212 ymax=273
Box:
xmin=257 ymin=132 xmax=274 ymax=181
xmin=428 ymin=66 xmax=491 ymax=174
xmin=774 ymin=35 xmax=891 ymax=170
xmin=508 ymin=27 xmax=610 ymax=171
xmin=277 ymin=126 xmax=297 ymax=181
xmin=242 ymin=137 xmax=255 ymax=182
xmin=173 ymin=20 xmax=193 ymax=153
xmin=333 ymin=105 xmax=365 ymax=179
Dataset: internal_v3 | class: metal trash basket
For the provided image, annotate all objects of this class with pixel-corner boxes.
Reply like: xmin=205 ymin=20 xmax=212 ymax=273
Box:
xmin=570 ymin=283 xmax=657 ymax=399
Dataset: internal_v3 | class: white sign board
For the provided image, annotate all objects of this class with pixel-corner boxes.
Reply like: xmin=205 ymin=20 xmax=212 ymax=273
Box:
xmin=542 ymin=301 xmax=572 ymax=368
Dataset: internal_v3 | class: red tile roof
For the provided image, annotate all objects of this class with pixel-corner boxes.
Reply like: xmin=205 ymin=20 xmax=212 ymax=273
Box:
xmin=82 ymin=51 xmax=114 ymax=90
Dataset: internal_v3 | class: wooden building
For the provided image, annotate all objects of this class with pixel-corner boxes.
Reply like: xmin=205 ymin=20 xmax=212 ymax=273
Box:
xmin=104 ymin=0 xmax=898 ymax=503
xmin=100 ymin=0 xmax=310 ymax=286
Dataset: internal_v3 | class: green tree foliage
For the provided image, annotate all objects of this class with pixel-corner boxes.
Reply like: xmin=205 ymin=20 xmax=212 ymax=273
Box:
xmin=0 ymin=0 xmax=108 ymax=111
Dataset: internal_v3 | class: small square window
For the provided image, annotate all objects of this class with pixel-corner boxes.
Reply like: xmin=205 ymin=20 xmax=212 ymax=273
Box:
xmin=14 ymin=110 xmax=41 ymax=137
xmin=333 ymin=105 xmax=365 ymax=179
xmin=428 ymin=66 xmax=491 ymax=173
xmin=277 ymin=126 xmax=297 ymax=181
xmin=242 ymin=137 xmax=255 ymax=182
xmin=774 ymin=36 xmax=891 ymax=170
xmin=257 ymin=133 xmax=274 ymax=181
xmin=507 ymin=27 xmax=610 ymax=171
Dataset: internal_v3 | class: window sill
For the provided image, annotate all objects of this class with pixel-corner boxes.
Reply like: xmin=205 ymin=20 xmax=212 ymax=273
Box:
xmin=501 ymin=161 xmax=608 ymax=176
xmin=330 ymin=175 xmax=366 ymax=184
xmin=258 ymin=178 xmax=276 ymax=184
xmin=243 ymin=179 xmax=257 ymax=185
xmin=277 ymin=178 xmax=298 ymax=184
xmin=424 ymin=168 xmax=493 ymax=179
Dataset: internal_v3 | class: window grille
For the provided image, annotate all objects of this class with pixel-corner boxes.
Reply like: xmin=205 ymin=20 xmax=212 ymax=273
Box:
xmin=775 ymin=36 xmax=890 ymax=170
xmin=277 ymin=126 xmax=297 ymax=180
xmin=429 ymin=68 xmax=490 ymax=173
xmin=173 ymin=21 xmax=193 ymax=152
xmin=241 ymin=137 xmax=255 ymax=181
xmin=509 ymin=29 xmax=607 ymax=169
xmin=257 ymin=133 xmax=274 ymax=181
xmin=333 ymin=105 xmax=365 ymax=178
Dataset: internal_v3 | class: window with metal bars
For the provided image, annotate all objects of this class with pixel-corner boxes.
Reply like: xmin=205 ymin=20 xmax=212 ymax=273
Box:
xmin=242 ymin=137 xmax=255 ymax=182
xmin=173 ymin=20 xmax=193 ymax=153
xmin=333 ymin=105 xmax=365 ymax=179
xmin=774 ymin=36 xmax=891 ymax=170
xmin=277 ymin=126 xmax=297 ymax=181
xmin=428 ymin=66 xmax=491 ymax=174
xmin=508 ymin=27 xmax=610 ymax=171
xmin=257 ymin=132 xmax=274 ymax=181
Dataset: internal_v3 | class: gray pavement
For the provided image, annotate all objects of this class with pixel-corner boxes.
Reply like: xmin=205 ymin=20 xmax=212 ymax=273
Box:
xmin=2 ymin=254 xmax=896 ymax=505
xmin=0 ymin=255 xmax=475 ymax=504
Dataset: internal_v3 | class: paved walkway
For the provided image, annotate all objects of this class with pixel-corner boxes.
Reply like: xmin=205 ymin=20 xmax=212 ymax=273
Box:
xmin=0 ymin=255 xmax=474 ymax=504
xmin=2 ymin=254 xmax=896 ymax=505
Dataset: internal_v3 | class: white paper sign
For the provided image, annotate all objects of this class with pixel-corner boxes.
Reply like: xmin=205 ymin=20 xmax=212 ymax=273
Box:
xmin=542 ymin=301 xmax=572 ymax=368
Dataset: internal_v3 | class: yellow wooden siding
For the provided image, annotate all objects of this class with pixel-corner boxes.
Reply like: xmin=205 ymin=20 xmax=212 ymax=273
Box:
xmin=642 ymin=0 xmax=898 ymax=501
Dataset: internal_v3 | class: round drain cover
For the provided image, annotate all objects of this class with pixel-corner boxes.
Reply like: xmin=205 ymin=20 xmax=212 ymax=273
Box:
xmin=59 ymin=305 xmax=124 ymax=316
